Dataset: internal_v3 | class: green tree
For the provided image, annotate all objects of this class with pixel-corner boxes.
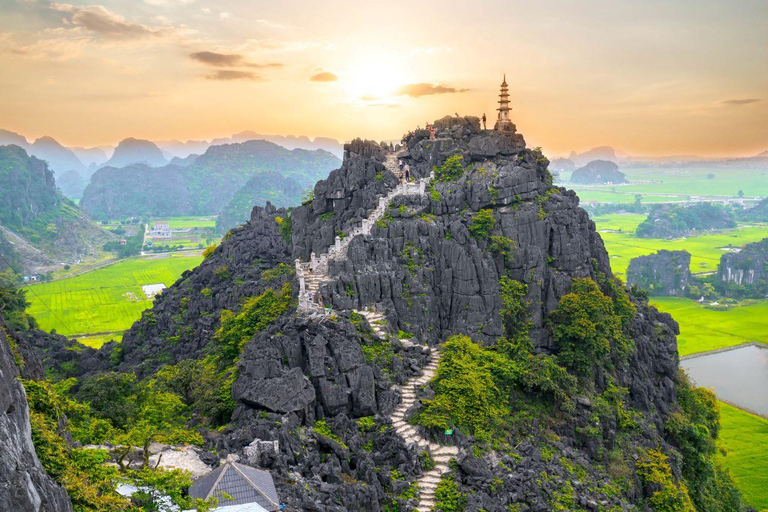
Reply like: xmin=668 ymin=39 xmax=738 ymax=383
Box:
xmin=416 ymin=335 xmax=513 ymax=443
xmin=468 ymin=209 xmax=496 ymax=240
xmin=215 ymin=283 xmax=292 ymax=362
xmin=434 ymin=154 xmax=465 ymax=182
xmin=550 ymin=278 xmax=634 ymax=376
xmin=76 ymin=372 xmax=139 ymax=430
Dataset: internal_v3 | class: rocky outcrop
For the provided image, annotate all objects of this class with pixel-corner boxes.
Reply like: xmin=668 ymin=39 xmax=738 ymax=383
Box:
xmin=636 ymin=202 xmax=736 ymax=239
xmin=118 ymin=202 xmax=294 ymax=376
xmin=627 ymin=250 xmax=692 ymax=296
xmin=295 ymin=126 xmax=608 ymax=349
xmin=570 ymin=159 xmax=627 ymax=184
xmin=717 ymin=238 xmax=768 ymax=297
xmin=738 ymin=197 xmax=768 ymax=222
xmin=0 ymin=317 xmax=72 ymax=512
xmin=102 ymin=117 xmax=700 ymax=512
xmin=0 ymin=145 xmax=114 ymax=273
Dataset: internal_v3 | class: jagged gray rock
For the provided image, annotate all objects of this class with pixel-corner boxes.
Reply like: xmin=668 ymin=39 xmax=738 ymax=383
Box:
xmin=0 ymin=317 xmax=72 ymax=512
xmin=627 ymin=250 xmax=692 ymax=296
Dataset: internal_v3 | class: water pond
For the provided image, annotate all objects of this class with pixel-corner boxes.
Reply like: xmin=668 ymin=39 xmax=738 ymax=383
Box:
xmin=681 ymin=345 xmax=768 ymax=417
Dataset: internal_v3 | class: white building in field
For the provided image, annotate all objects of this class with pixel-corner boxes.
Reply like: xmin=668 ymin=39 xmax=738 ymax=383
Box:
xmin=147 ymin=222 xmax=171 ymax=238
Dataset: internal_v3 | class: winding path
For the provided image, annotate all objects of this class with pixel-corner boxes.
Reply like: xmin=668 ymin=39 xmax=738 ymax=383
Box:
xmin=355 ymin=309 xmax=458 ymax=511
xmin=294 ymin=156 xmax=456 ymax=510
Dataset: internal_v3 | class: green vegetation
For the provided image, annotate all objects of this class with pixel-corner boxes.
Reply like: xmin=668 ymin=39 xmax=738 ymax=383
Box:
xmin=468 ymin=209 xmax=495 ymax=239
xmin=0 ymin=270 xmax=37 ymax=331
xmin=160 ymin=216 xmax=216 ymax=229
xmin=415 ymin=334 xmax=513 ymax=443
xmin=568 ymin=166 xmax=768 ymax=200
xmin=593 ymin=214 xmax=768 ymax=277
xmin=717 ymin=402 xmax=768 ymax=510
xmin=636 ymin=203 xmax=736 ymax=239
xmin=103 ymin=224 xmax=145 ymax=259
xmin=26 ymin=254 xmax=203 ymax=346
xmin=434 ymin=476 xmax=466 ymax=512
xmin=313 ymin=420 xmax=347 ymax=448
xmin=636 ymin=448 xmax=696 ymax=512
xmin=434 ymin=154 xmax=466 ymax=182
xmin=650 ymin=297 xmax=768 ymax=356
xmin=666 ymin=372 xmax=743 ymax=512
xmin=278 ymin=212 xmax=292 ymax=243
xmin=215 ymin=283 xmax=292 ymax=362
xmin=23 ymin=376 xmax=218 ymax=512
xmin=550 ymin=278 xmax=635 ymax=376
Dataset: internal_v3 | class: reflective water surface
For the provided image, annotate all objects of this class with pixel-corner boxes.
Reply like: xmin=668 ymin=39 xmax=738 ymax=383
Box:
xmin=681 ymin=345 xmax=768 ymax=416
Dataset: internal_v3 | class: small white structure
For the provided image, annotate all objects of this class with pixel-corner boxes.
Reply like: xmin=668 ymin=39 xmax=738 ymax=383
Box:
xmin=147 ymin=222 xmax=172 ymax=238
xmin=142 ymin=283 xmax=167 ymax=298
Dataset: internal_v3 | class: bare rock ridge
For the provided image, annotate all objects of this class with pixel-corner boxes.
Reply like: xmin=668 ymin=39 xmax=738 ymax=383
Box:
xmin=0 ymin=316 xmax=72 ymax=512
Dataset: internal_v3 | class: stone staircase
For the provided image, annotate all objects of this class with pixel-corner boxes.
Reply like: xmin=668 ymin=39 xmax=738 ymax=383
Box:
xmin=296 ymin=154 xmax=429 ymax=314
xmin=391 ymin=351 xmax=458 ymax=511
xmin=353 ymin=308 xmax=458 ymax=511
xmin=295 ymin=155 xmax=457 ymax=510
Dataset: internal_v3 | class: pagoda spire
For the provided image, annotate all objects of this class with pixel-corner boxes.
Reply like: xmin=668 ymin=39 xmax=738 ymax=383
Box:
xmin=496 ymin=74 xmax=512 ymax=129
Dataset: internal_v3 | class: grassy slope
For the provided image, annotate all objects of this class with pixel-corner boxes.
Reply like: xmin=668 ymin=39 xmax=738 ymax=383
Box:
xmin=717 ymin=402 xmax=768 ymax=510
xmin=26 ymin=254 xmax=202 ymax=345
xmin=650 ymin=297 xmax=768 ymax=356
xmin=593 ymin=214 xmax=768 ymax=278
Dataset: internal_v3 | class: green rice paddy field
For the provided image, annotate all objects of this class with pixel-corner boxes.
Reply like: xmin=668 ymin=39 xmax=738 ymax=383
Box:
xmin=717 ymin=402 xmax=768 ymax=510
xmin=26 ymin=253 xmax=202 ymax=346
xmin=593 ymin=214 xmax=768 ymax=278
xmin=157 ymin=216 xmax=216 ymax=229
xmin=650 ymin=297 xmax=768 ymax=356
xmin=566 ymin=166 xmax=768 ymax=199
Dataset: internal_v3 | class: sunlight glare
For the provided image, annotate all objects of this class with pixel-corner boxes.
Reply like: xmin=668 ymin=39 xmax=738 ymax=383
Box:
xmin=343 ymin=53 xmax=405 ymax=102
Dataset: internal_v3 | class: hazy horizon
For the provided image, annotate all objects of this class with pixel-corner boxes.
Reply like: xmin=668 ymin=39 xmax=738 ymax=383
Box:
xmin=1 ymin=0 xmax=766 ymax=158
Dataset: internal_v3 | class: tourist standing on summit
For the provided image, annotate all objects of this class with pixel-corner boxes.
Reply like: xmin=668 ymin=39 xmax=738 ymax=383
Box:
xmin=482 ymin=113 xmax=487 ymax=129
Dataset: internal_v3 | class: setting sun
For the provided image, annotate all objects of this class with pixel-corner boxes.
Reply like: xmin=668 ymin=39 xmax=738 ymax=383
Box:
xmin=342 ymin=53 xmax=407 ymax=103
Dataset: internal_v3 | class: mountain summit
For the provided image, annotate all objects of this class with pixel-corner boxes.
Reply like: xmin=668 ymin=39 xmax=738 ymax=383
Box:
xmin=9 ymin=114 xmax=744 ymax=512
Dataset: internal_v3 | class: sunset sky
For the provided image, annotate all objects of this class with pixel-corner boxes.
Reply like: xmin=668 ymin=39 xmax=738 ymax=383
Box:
xmin=1 ymin=0 xmax=766 ymax=157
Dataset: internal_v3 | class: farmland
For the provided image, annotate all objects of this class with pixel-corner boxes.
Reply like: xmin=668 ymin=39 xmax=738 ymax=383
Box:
xmin=717 ymin=402 xmax=768 ymax=510
xmin=565 ymin=166 xmax=768 ymax=200
xmin=26 ymin=253 xmax=203 ymax=347
xmin=651 ymin=297 xmax=768 ymax=356
xmin=593 ymin=214 xmax=768 ymax=278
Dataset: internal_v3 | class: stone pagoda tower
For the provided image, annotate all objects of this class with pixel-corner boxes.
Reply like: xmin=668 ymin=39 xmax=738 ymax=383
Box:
xmin=495 ymin=74 xmax=513 ymax=130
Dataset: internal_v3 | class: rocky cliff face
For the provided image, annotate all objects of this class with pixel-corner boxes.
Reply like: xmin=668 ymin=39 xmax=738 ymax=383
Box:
xmin=717 ymin=238 xmax=768 ymax=296
xmin=93 ymin=117 xmax=708 ymax=512
xmin=0 ymin=316 xmax=72 ymax=512
xmin=117 ymin=202 xmax=293 ymax=376
xmin=627 ymin=250 xmax=692 ymax=296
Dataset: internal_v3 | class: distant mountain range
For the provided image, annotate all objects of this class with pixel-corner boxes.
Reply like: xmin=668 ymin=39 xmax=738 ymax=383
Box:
xmin=0 ymin=145 xmax=114 ymax=273
xmin=0 ymin=128 xmax=346 ymax=202
xmin=558 ymin=146 xmax=768 ymax=169
xmin=80 ymin=140 xmax=341 ymax=220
